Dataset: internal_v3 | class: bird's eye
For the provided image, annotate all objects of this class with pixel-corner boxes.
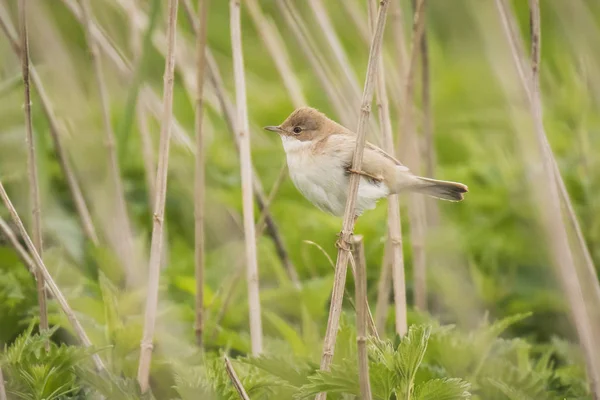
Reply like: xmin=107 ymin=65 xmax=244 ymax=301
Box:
xmin=293 ymin=126 xmax=302 ymax=134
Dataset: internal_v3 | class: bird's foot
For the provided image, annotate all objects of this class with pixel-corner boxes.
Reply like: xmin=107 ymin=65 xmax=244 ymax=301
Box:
xmin=347 ymin=168 xmax=383 ymax=182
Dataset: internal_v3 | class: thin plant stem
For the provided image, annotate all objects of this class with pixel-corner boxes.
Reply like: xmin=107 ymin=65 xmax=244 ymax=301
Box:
xmin=493 ymin=0 xmax=600 ymax=395
xmin=136 ymin=103 xmax=157 ymax=208
xmin=0 ymin=182 xmax=105 ymax=372
xmin=0 ymin=3 xmax=99 ymax=246
xmin=348 ymin=245 xmax=380 ymax=340
xmin=19 ymin=0 xmax=48 ymax=343
xmin=0 ymin=366 xmax=6 ymax=400
xmin=137 ymin=0 xmax=179 ymax=392
xmin=399 ymin=0 xmax=428 ymax=312
xmin=224 ymin=356 xmax=250 ymax=400
xmin=353 ymin=236 xmax=373 ymax=400
xmin=307 ymin=0 xmax=362 ymax=106
xmin=316 ymin=3 xmax=390 ymax=398
xmin=193 ymin=0 xmax=209 ymax=348
xmin=255 ymin=163 xmax=287 ymax=237
xmin=368 ymin=0 xmax=407 ymax=336
xmin=230 ymin=0 xmax=263 ymax=355
xmin=374 ymin=241 xmax=392 ymax=334
xmin=246 ymin=0 xmax=306 ymax=107
xmin=416 ymin=0 xmax=439 ymax=229
xmin=277 ymin=0 xmax=355 ymax=127
xmin=180 ymin=0 xmax=297 ymax=283
xmin=0 ymin=216 xmax=34 ymax=274
xmin=79 ymin=0 xmax=137 ymax=284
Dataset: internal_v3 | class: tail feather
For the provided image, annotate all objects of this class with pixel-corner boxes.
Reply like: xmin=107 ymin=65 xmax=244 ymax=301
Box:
xmin=411 ymin=177 xmax=468 ymax=202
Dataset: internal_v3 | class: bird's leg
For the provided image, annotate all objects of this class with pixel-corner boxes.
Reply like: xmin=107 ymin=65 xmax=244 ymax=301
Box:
xmin=347 ymin=168 xmax=383 ymax=182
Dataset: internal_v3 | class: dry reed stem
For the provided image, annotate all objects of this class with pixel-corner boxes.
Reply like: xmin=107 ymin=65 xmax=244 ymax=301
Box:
xmin=348 ymin=245 xmax=379 ymax=339
xmin=18 ymin=0 xmax=48 ymax=338
xmin=255 ymin=163 xmax=287 ymax=237
xmin=308 ymin=0 xmax=362 ymax=105
xmin=399 ymin=0 xmax=428 ymax=312
xmin=194 ymin=0 xmax=209 ymax=348
xmin=0 ymin=367 xmax=6 ymax=400
xmin=180 ymin=0 xmax=297 ymax=283
xmin=230 ymin=0 xmax=263 ymax=355
xmin=0 ymin=4 xmax=99 ymax=246
xmin=137 ymin=0 xmax=179 ymax=391
xmin=246 ymin=0 xmax=306 ymax=107
xmin=374 ymin=242 xmax=392 ymax=333
xmin=278 ymin=0 xmax=355 ymax=127
xmin=316 ymin=2 xmax=390 ymax=397
xmin=79 ymin=0 xmax=137 ymax=284
xmin=417 ymin=0 xmax=439 ymax=228
xmin=0 ymin=182 xmax=105 ymax=371
xmin=136 ymin=103 xmax=157 ymax=208
xmin=0 ymin=216 xmax=34 ymax=274
xmin=353 ymin=235 xmax=372 ymax=400
xmin=224 ymin=356 xmax=250 ymax=400
xmin=369 ymin=0 xmax=407 ymax=336
xmin=494 ymin=0 xmax=600 ymax=395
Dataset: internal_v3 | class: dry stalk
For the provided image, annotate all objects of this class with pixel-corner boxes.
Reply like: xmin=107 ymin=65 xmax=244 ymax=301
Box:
xmin=374 ymin=241 xmax=392 ymax=333
xmin=255 ymin=163 xmax=288 ymax=237
xmin=18 ymin=0 xmax=48 ymax=338
xmin=137 ymin=0 xmax=179 ymax=391
xmin=398 ymin=0 xmax=428 ymax=312
xmin=493 ymin=0 xmax=600 ymax=395
xmin=0 ymin=216 xmax=34 ymax=273
xmin=224 ymin=356 xmax=250 ymax=400
xmin=246 ymin=0 xmax=306 ymax=107
xmin=316 ymin=3 xmax=390 ymax=398
xmin=278 ymin=0 xmax=355 ymax=127
xmin=353 ymin=236 xmax=372 ymax=400
xmin=369 ymin=0 xmax=407 ymax=336
xmin=416 ymin=0 xmax=439 ymax=228
xmin=0 ymin=182 xmax=105 ymax=371
xmin=307 ymin=0 xmax=362 ymax=105
xmin=180 ymin=0 xmax=298 ymax=284
xmin=79 ymin=0 xmax=137 ymax=284
xmin=230 ymin=0 xmax=263 ymax=355
xmin=136 ymin=103 xmax=157 ymax=208
xmin=194 ymin=0 xmax=209 ymax=348
xmin=348 ymin=243 xmax=379 ymax=339
xmin=0 ymin=3 xmax=99 ymax=245
xmin=0 ymin=367 xmax=6 ymax=400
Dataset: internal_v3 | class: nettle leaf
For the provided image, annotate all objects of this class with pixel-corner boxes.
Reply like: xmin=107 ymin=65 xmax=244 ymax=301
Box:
xmin=394 ymin=325 xmax=432 ymax=397
xmin=295 ymin=357 xmax=360 ymax=399
xmin=413 ymin=378 xmax=471 ymax=400
xmin=241 ymin=353 xmax=315 ymax=388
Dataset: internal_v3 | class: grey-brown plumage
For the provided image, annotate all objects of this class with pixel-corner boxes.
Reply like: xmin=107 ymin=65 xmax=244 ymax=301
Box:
xmin=265 ymin=107 xmax=468 ymax=216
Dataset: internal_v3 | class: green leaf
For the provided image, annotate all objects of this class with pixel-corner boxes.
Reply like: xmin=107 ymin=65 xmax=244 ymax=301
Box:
xmin=413 ymin=378 xmax=471 ymax=400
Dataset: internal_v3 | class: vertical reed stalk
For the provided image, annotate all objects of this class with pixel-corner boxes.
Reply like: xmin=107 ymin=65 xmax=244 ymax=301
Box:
xmin=19 ymin=0 xmax=48 ymax=342
xmin=137 ymin=0 xmax=179 ymax=391
xmin=278 ymin=0 xmax=355 ymax=127
xmin=79 ymin=0 xmax=137 ymax=284
xmin=368 ymin=0 xmax=407 ymax=336
xmin=374 ymin=242 xmax=392 ymax=333
xmin=493 ymin=0 xmax=600 ymax=395
xmin=180 ymin=0 xmax=296 ymax=283
xmin=0 ymin=4 xmax=99 ymax=246
xmin=0 ymin=367 xmax=6 ymax=400
xmin=194 ymin=0 xmax=209 ymax=348
xmin=224 ymin=356 xmax=250 ymax=400
xmin=353 ymin=235 xmax=372 ymax=400
xmin=246 ymin=0 xmax=306 ymax=107
xmin=230 ymin=0 xmax=263 ymax=355
xmin=398 ymin=0 xmax=428 ymax=312
xmin=316 ymin=3 xmax=390 ymax=398
xmin=349 ymin=241 xmax=379 ymax=339
xmin=0 ymin=182 xmax=105 ymax=372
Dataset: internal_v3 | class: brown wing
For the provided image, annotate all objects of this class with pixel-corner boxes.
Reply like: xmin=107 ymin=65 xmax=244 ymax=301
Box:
xmin=364 ymin=141 xmax=408 ymax=169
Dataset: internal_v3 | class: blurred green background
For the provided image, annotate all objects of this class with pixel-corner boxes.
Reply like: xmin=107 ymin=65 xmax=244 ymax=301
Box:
xmin=1 ymin=0 xmax=600 ymax=398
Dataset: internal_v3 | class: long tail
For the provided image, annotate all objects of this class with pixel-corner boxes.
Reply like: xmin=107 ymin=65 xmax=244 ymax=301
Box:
xmin=408 ymin=177 xmax=468 ymax=202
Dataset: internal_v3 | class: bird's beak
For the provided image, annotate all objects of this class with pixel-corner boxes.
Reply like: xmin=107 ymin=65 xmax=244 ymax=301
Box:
xmin=264 ymin=125 xmax=283 ymax=133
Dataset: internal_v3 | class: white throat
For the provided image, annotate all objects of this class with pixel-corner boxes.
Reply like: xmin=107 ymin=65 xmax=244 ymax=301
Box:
xmin=280 ymin=135 xmax=310 ymax=153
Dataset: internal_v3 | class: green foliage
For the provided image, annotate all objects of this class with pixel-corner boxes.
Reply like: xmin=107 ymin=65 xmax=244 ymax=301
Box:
xmin=1 ymin=322 xmax=100 ymax=400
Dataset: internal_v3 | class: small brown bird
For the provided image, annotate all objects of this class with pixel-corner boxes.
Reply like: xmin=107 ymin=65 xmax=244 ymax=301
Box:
xmin=264 ymin=107 xmax=468 ymax=217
